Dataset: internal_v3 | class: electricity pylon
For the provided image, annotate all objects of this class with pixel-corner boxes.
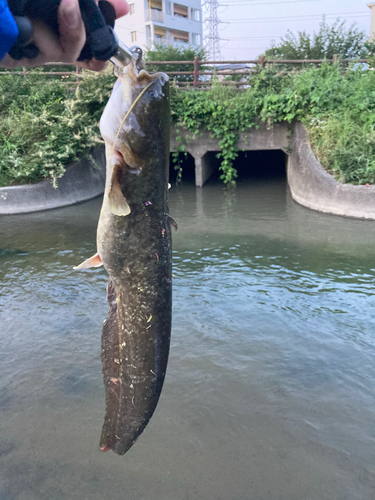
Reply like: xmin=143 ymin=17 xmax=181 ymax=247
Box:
xmin=203 ymin=0 xmax=222 ymax=61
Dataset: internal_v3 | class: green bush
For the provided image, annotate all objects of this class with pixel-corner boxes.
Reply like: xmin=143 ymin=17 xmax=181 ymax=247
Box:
xmin=0 ymin=61 xmax=374 ymax=187
xmin=145 ymin=45 xmax=207 ymax=83
xmin=264 ymin=18 xmax=368 ymax=60
xmin=0 ymin=68 xmax=114 ymax=187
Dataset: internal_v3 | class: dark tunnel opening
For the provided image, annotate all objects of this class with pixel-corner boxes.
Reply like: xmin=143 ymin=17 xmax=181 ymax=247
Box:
xmin=169 ymin=152 xmax=196 ymax=184
xmin=207 ymin=150 xmax=287 ymax=183
xmin=169 ymin=150 xmax=287 ymax=185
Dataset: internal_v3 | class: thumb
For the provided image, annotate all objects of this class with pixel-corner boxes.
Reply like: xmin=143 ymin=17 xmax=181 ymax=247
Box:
xmin=58 ymin=0 xmax=86 ymax=62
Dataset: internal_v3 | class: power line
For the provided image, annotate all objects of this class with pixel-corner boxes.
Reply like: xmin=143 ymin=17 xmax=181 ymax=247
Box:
xmin=226 ymin=11 xmax=368 ymax=23
xmin=225 ymin=0 xmax=319 ymax=4
xmin=226 ymin=35 xmax=283 ymax=39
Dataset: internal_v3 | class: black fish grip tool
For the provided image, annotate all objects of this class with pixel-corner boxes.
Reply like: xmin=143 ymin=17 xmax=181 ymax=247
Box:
xmin=7 ymin=0 xmax=118 ymax=61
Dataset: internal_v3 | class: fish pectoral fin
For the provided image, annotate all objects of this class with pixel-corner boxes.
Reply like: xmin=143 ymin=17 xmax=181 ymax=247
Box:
xmin=167 ymin=215 xmax=178 ymax=232
xmin=73 ymin=252 xmax=103 ymax=270
xmin=108 ymin=164 xmax=131 ymax=217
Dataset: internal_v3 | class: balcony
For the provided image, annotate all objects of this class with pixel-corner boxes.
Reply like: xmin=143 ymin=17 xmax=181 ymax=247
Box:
xmin=154 ymin=36 xmax=167 ymax=46
xmin=146 ymin=35 xmax=169 ymax=48
xmin=145 ymin=9 xmax=164 ymax=23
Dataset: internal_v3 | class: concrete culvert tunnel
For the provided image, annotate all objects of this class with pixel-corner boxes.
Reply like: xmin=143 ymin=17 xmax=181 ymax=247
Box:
xmin=201 ymin=150 xmax=287 ymax=184
xmin=169 ymin=152 xmax=196 ymax=184
xmin=170 ymin=122 xmax=292 ymax=187
xmin=170 ymin=149 xmax=287 ymax=186
xmin=231 ymin=150 xmax=287 ymax=181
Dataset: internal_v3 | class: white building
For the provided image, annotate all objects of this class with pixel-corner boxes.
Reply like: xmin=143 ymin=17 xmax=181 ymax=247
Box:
xmin=115 ymin=0 xmax=203 ymax=52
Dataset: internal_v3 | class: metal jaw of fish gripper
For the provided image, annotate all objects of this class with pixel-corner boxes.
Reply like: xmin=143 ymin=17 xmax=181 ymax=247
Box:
xmin=110 ymin=40 xmax=143 ymax=74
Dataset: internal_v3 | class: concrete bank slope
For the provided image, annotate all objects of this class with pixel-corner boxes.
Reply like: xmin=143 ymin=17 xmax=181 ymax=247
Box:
xmin=288 ymin=124 xmax=375 ymax=220
xmin=0 ymin=147 xmax=105 ymax=215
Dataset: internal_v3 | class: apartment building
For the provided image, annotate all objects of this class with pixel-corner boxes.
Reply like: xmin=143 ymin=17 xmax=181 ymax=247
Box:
xmin=115 ymin=0 xmax=203 ymax=52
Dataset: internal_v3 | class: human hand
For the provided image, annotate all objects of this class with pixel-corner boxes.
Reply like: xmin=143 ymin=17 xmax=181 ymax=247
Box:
xmin=1 ymin=0 xmax=129 ymax=71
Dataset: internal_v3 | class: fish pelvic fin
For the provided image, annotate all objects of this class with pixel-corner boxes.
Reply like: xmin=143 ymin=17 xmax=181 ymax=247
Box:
xmin=108 ymin=163 xmax=131 ymax=217
xmin=73 ymin=252 xmax=103 ymax=270
xmin=167 ymin=215 xmax=178 ymax=232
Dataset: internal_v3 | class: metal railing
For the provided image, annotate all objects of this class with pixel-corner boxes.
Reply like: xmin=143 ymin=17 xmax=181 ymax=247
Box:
xmin=144 ymin=8 xmax=164 ymax=23
xmin=145 ymin=56 xmax=370 ymax=87
xmin=0 ymin=57 xmax=369 ymax=88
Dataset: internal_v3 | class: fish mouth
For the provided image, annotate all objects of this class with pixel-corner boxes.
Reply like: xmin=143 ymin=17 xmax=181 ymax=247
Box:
xmin=117 ymin=46 xmax=169 ymax=87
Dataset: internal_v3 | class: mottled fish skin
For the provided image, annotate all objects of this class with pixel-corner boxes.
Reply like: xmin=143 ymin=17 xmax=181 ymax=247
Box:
xmin=97 ymin=56 xmax=171 ymax=455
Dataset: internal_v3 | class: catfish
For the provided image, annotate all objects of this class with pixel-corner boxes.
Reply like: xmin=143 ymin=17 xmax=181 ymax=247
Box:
xmin=75 ymin=48 xmax=172 ymax=455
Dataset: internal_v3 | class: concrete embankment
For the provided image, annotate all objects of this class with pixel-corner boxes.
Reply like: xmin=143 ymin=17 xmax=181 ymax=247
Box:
xmin=0 ymin=147 xmax=105 ymax=215
xmin=1 ymin=124 xmax=375 ymax=220
xmin=287 ymin=123 xmax=375 ymax=220
xmin=171 ymin=122 xmax=375 ymax=221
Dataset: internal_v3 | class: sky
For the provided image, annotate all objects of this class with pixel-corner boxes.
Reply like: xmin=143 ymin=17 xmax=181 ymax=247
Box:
xmin=205 ymin=0 xmax=371 ymax=60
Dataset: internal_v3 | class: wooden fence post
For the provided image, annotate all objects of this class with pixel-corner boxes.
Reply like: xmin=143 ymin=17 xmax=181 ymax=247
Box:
xmin=22 ymin=66 xmax=27 ymax=81
xmin=193 ymin=56 xmax=199 ymax=87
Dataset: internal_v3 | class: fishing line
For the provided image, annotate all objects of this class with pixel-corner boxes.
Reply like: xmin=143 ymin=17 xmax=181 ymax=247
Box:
xmin=111 ymin=81 xmax=154 ymax=155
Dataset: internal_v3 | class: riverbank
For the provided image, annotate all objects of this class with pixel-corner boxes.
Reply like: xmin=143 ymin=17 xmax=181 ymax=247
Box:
xmin=288 ymin=124 xmax=375 ymax=220
xmin=2 ymin=124 xmax=375 ymax=220
xmin=0 ymin=147 xmax=105 ymax=215
xmin=1 ymin=63 xmax=374 ymax=189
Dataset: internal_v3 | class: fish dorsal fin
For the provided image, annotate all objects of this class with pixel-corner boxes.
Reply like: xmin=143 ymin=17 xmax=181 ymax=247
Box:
xmin=74 ymin=252 xmax=103 ymax=270
xmin=108 ymin=163 xmax=131 ymax=217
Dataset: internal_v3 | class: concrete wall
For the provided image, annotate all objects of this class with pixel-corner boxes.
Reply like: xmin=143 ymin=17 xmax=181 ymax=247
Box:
xmin=0 ymin=147 xmax=105 ymax=215
xmin=287 ymin=123 xmax=375 ymax=220
xmin=170 ymin=122 xmax=292 ymax=186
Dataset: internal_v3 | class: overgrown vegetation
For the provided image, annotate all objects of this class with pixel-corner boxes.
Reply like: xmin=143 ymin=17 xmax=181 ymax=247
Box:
xmin=0 ymin=68 xmax=115 ymax=186
xmin=145 ymin=45 xmax=207 ymax=82
xmin=0 ymin=59 xmax=374 ymax=187
xmin=172 ymin=62 xmax=375 ymax=185
xmin=264 ymin=18 xmax=370 ymax=60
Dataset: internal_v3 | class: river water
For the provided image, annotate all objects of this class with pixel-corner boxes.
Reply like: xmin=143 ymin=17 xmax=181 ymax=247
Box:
xmin=1 ymin=168 xmax=375 ymax=500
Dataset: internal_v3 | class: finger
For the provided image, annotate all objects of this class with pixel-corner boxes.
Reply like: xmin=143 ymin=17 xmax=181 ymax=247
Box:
xmin=88 ymin=58 xmax=107 ymax=71
xmin=28 ymin=19 xmax=63 ymax=63
xmin=109 ymin=0 xmax=130 ymax=18
xmin=75 ymin=58 xmax=108 ymax=71
xmin=58 ymin=0 xmax=86 ymax=63
xmin=93 ymin=0 xmax=129 ymax=17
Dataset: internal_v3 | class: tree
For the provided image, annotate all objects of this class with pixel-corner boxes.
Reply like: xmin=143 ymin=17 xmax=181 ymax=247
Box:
xmin=264 ymin=18 xmax=368 ymax=60
xmin=144 ymin=45 xmax=207 ymax=82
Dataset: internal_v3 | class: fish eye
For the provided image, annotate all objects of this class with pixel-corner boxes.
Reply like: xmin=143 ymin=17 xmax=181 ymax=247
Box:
xmin=149 ymin=91 xmax=157 ymax=98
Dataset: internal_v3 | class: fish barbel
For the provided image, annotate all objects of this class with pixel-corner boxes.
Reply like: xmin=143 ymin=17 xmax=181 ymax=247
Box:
xmin=75 ymin=48 xmax=172 ymax=455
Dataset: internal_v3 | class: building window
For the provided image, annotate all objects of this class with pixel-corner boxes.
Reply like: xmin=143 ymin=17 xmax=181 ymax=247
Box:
xmin=171 ymin=29 xmax=189 ymax=43
xmin=131 ymin=31 xmax=137 ymax=42
xmin=150 ymin=0 xmax=162 ymax=11
xmin=173 ymin=3 xmax=188 ymax=18
xmin=191 ymin=8 xmax=201 ymax=22
xmin=192 ymin=33 xmax=201 ymax=46
xmin=129 ymin=3 xmax=135 ymax=14
xmin=166 ymin=1 xmax=171 ymax=14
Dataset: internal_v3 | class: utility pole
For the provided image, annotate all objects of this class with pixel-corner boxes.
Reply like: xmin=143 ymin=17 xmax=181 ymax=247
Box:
xmin=203 ymin=0 xmax=222 ymax=61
